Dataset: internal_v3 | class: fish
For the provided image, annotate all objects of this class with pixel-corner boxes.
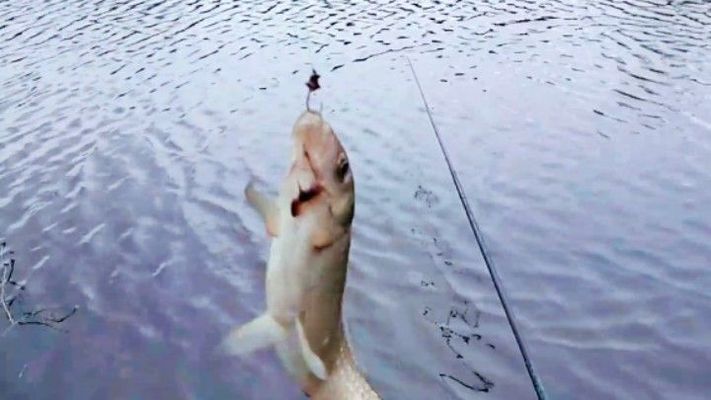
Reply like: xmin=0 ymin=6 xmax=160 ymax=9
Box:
xmin=223 ymin=110 xmax=380 ymax=399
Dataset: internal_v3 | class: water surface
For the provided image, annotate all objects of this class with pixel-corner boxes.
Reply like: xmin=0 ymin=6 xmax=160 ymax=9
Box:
xmin=1 ymin=1 xmax=710 ymax=399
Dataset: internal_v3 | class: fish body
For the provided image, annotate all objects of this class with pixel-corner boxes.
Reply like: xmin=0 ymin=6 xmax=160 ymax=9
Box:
xmin=223 ymin=111 xmax=379 ymax=399
xmin=312 ymin=331 xmax=380 ymax=400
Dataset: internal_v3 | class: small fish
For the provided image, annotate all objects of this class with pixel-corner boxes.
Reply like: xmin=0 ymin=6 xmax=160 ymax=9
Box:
xmin=223 ymin=111 xmax=379 ymax=399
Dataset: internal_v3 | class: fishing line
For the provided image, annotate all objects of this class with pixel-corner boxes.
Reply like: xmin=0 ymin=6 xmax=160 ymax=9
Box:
xmin=406 ymin=57 xmax=547 ymax=400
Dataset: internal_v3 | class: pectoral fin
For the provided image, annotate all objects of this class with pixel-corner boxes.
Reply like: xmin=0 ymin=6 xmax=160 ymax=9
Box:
xmin=222 ymin=313 xmax=287 ymax=356
xmin=245 ymin=181 xmax=280 ymax=236
xmin=310 ymin=222 xmax=346 ymax=250
xmin=296 ymin=316 xmax=328 ymax=380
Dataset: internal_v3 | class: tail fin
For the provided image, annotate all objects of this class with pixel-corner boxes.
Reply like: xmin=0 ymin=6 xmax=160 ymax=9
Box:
xmin=222 ymin=313 xmax=288 ymax=355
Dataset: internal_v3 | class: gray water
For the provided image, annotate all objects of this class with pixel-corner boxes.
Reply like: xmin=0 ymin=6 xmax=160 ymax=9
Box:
xmin=1 ymin=1 xmax=710 ymax=399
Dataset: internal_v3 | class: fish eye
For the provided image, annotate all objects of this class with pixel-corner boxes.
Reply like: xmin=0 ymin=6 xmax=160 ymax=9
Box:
xmin=336 ymin=157 xmax=349 ymax=182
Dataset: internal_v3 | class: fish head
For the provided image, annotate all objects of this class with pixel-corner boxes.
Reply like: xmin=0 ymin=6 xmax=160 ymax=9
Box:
xmin=287 ymin=111 xmax=354 ymax=227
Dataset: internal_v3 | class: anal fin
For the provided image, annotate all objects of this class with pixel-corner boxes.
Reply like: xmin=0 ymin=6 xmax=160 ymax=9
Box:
xmin=297 ymin=316 xmax=328 ymax=380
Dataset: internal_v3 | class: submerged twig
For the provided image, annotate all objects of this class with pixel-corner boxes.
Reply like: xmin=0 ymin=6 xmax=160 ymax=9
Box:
xmin=1 ymin=243 xmax=16 ymax=326
xmin=1 ymin=242 xmax=77 ymax=335
xmin=17 ymin=306 xmax=78 ymax=332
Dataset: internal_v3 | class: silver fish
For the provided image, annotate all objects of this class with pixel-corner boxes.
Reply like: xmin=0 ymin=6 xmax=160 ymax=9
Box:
xmin=223 ymin=111 xmax=379 ymax=399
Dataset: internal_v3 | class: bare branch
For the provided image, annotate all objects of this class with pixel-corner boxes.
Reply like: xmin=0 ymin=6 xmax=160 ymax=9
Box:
xmin=1 ymin=259 xmax=17 ymax=326
xmin=1 ymin=243 xmax=77 ymax=335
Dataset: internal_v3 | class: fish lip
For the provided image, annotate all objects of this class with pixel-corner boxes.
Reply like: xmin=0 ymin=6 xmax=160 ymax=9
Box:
xmin=291 ymin=182 xmax=323 ymax=217
xmin=302 ymin=147 xmax=320 ymax=179
xmin=297 ymin=183 xmax=322 ymax=203
xmin=289 ymin=145 xmax=324 ymax=216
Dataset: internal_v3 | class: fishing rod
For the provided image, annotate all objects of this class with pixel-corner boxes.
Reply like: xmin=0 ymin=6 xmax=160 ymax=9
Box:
xmin=406 ymin=57 xmax=547 ymax=400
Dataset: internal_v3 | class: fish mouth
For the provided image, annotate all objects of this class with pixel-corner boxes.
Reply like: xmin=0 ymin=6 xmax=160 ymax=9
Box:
xmin=297 ymin=183 xmax=322 ymax=203
xmin=289 ymin=145 xmax=324 ymax=217
xmin=291 ymin=182 xmax=323 ymax=217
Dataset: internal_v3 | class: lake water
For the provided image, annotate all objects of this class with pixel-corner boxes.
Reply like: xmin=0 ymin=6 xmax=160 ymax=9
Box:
xmin=1 ymin=1 xmax=710 ymax=399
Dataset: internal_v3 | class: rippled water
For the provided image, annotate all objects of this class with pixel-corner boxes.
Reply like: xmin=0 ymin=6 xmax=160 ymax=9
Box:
xmin=1 ymin=1 xmax=710 ymax=399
